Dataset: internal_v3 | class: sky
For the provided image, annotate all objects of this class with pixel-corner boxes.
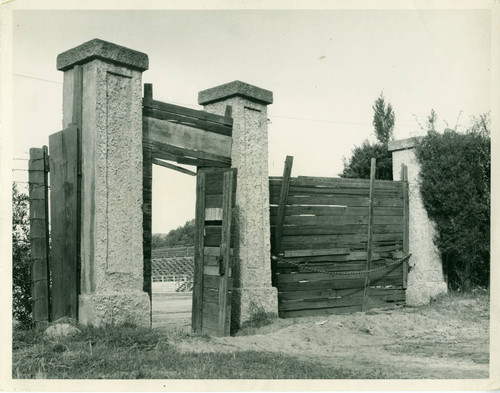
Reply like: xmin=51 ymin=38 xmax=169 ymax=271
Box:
xmin=7 ymin=6 xmax=493 ymax=233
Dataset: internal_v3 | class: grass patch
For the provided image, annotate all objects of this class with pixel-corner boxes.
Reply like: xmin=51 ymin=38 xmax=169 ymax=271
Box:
xmin=13 ymin=323 xmax=386 ymax=379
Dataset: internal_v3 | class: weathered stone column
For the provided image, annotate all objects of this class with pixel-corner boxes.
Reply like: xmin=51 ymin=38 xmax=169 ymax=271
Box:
xmin=388 ymin=138 xmax=447 ymax=305
xmin=199 ymin=81 xmax=278 ymax=328
xmin=57 ymin=39 xmax=150 ymax=326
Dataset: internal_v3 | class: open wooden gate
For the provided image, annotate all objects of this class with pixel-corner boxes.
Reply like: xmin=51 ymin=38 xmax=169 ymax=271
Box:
xmin=191 ymin=168 xmax=237 ymax=336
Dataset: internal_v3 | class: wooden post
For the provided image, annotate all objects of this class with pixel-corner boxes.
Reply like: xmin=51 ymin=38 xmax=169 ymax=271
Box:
xmin=29 ymin=146 xmax=51 ymax=325
xmin=362 ymin=158 xmax=376 ymax=311
xmin=143 ymin=83 xmax=153 ymax=309
xmin=401 ymin=163 xmax=409 ymax=289
xmin=272 ymin=155 xmax=293 ymax=285
xmin=218 ymin=170 xmax=234 ymax=336
xmin=192 ymin=171 xmax=206 ymax=333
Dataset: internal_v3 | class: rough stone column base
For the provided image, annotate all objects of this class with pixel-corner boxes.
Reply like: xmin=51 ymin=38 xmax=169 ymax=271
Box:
xmin=405 ymin=281 xmax=448 ymax=306
xmin=231 ymin=287 xmax=278 ymax=329
xmin=79 ymin=292 xmax=150 ymax=327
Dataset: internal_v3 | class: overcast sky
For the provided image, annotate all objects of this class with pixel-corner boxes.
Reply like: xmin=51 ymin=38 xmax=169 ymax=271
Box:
xmin=9 ymin=7 xmax=492 ymax=233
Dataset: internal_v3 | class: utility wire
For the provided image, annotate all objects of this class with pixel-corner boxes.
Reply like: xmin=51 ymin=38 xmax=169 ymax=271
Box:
xmin=14 ymin=73 xmax=63 ymax=85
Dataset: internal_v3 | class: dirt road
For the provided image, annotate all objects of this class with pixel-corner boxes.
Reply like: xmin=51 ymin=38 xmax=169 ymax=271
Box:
xmin=163 ymin=291 xmax=489 ymax=379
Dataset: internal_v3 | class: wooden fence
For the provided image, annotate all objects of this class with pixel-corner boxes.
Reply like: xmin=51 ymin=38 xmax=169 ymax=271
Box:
xmin=269 ymin=157 xmax=409 ymax=318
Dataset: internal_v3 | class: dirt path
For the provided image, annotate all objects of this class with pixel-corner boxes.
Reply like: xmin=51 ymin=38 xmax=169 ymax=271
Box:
xmin=167 ymin=294 xmax=489 ymax=379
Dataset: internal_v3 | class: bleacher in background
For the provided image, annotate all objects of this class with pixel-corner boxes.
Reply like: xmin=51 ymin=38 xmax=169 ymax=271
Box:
xmin=152 ymin=247 xmax=194 ymax=293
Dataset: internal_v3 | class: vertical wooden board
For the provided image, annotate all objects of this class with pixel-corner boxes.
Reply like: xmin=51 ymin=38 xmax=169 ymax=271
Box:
xmin=49 ymin=126 xmax=79 ymax=320
xmin=29 ymin=147 xmax=50 ymax=324
xmin=192 ymin=171 xmax=206 ymax=333
xmin=218 ymin=170 xmax=234 ymax=336
xmin=362 ymin=158 xmax=376 ymax=311
xmin=142 ymin=114 xmax=153 ymax=302
xmin=402 ymin=164 xmax=409 ymax=290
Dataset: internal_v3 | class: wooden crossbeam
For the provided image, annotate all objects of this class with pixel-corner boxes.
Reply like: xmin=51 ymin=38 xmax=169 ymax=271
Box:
xmin=152 ymin=158 xmax=196 ymax=176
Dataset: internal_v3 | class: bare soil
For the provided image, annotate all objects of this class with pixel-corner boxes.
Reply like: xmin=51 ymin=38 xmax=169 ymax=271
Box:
xmin=154 ymin=291 xmax=490 ymax=379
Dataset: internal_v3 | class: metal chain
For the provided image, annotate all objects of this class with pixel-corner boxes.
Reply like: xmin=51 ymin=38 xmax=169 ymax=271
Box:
xmin=273 ymin=253 xmax=411 ymax=276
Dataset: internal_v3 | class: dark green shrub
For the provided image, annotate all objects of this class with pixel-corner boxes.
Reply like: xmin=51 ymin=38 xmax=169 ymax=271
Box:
xmin=12 ymin=183 xmax=32 ymax=328
xmin=415 ymin=114 xmax=490 ymax=290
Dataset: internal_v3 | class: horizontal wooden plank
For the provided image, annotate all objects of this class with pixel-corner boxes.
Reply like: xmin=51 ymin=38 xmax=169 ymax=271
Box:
xmin=148 ymin=140 xmax=230 ymax=166
xmin=281 ymin=232 xmax=403 ymax=250
xmin=150 ymin=146 xmax=229 ymax=167
xmin=278 ymin=215 xmax=403 ymax=226
xmin=144 ymin=107 xmax=232 ymax=137
xmin=271 ymin=195 xmax=403 ymax=207
xmin=278 ymin=287 xmax=405 ymax=302
xmin=277 ymin=224 xmax=402 ymax=236
xmin=279 ymin=305 xmax=362 ymax=318
xmin=203 ymin=274 xmax=233 ymax=289
xmin=279 ymin=251 xmax=371 ymax=263
xmin=292 ymin=176 xmax=403 ymax=190
xmin=205 ymin=207 xmax=223 ymax=221
xmin=205 ymin=193 xmax=236 ymax=208
xmin=202 ymin=311 xmax=231 ymax=332
xmin=144 ymin=98 xmax=232 ymax=126
xmin=204 ymin=171 xmax=238 ymax=195
xmin=203 ymin=287 xmax=219 ymax=303
xmin=278 ymin=291 xmax=405 ymax=311
xmin=147 ymin=116 xmax=232 ymax=159
xmin=270 ymin=205 xmax=404 ymax=217
xmin=283 ymin=248 xmax=350 ymax=258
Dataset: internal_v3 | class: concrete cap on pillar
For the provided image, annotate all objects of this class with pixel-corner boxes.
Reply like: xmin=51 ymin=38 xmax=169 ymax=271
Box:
xmin=57 ymin=38 xmax=149 ymax=72
xmin=388 ymin=137 xmax=423 ymax=152
xmin=198 ymin=80 xmax=273 ymax=106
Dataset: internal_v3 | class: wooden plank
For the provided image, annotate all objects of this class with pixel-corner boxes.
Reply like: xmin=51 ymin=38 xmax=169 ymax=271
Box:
xmin=144 ymin=98 xmax=233 ymax=127
xmin=286 ymin=185 xmax=401 ymax=197
xmin=280 ymin=224 xmax=401 ymax=236
xmin=143 ymin=107 xmax=232 ymax=137
xmin=280 ymin=195 xmax=403 ymax=207
xmin=291 ymin=176 xmax=403 ymax=190
xmin=362 ymin=158 xmax=376 ymax=311
xmin=150 ymin=145 xmax=230 ymax=168
xmin=283 ymin=248 xmax=350 ymax=258
xmin=152 ymin=158 xmax=196 ymax=176
xmin=204 ymin=275 xmax=233 ymax=290
xmin=192 ymin=171 xmax=206 ymax=333
xmin=402 ymin=164 xmax=409 ymax=290
xmin=278 ymin=214 xmax=403 ymax=226
xmin=278 ymin=287 xmax=405 ymax=302
xmin=274 ymin=156 xmax=293 ymax=257
xmin=205 ymin=193 xmax=236 ymax=208
xmin=203 ymin=287 xmax=219 ymax=304
xmin=204 ymin=265 xmax=232 ymax=277
xmin=278 ymin=290 xmax=405 ymax=311
xmin=270 ymin=205 xmax=404 ymax=217
xmin=147 ymin=116 xmax=232 ymax=159
xmin=142 ymin=113 xmax=153 ymax=302
xmin=205 ymin=207 xmax=223 ymax=221
xmin=218 ymin=170 xmax=234 ymax=335
xmin=29 ymin=147 xmax=50 ymax=324
xmin=49 ymin=126 xmax=79 ymax=320
xmin=146 ymin=135 xmax=230 ymax=166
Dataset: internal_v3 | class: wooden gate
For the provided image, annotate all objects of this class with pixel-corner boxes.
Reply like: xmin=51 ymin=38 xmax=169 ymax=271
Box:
xmin=191 ymin=168 xmax=237 ymax=336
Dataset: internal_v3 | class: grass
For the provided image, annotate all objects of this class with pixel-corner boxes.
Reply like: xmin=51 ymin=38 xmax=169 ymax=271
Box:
xmin=13 ymin=323 xmax=387 ymax=379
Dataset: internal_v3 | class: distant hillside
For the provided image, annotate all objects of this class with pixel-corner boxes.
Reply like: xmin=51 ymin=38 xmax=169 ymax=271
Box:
xmin=152 ymin=219 xmax=194 ymax=249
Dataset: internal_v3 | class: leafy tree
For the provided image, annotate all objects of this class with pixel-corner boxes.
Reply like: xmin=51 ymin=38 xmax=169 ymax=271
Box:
xmin=152 ymin=219 xmax=195 ymax=249
xmin=372 ymin=93 xmax=395 ymax=145
xmin=341 ymin=93 xmax=395 ymax=180
xmin=12 ymin=183 xmax=32 ymax=328
xmin=415 ymin=113 xmax=490 ymax=291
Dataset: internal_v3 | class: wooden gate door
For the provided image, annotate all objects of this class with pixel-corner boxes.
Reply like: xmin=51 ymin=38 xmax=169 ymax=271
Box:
xmin=192 ymin=168 xmax=236 ymax=336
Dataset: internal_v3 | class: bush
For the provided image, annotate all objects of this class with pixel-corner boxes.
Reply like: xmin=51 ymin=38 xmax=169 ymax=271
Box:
xmin=415 ymin=114 xmax=490 ymax=290
xmin=341 ymin=140 xmax=393 ymax=180
xmin=12 ymin=183 xmax=32 ymax=328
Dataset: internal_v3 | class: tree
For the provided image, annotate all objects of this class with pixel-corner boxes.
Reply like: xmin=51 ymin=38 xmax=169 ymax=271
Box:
xmin=415 ymin=113 xmax=490 ymax=291
xmin=341 ymin=93 xmax=395 ymax=180
xmin=12 ymin=183 xmax=32 ymax=328
xmin=152 ymin=219 xmax=195 ymax=249
xmin=372 ymin=93 xmax=395 ymax=145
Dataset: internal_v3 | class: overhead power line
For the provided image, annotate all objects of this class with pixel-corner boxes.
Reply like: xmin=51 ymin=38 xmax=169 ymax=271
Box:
xmin=14 ymin=73 xmax=63 ymax=85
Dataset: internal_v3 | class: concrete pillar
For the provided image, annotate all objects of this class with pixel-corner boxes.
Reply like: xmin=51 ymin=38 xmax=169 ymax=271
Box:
xmin=198 ymin=81 xmax=278 ymax=328
xmin=57 ymin=39 xmax=150 ymax=326
xmin=388 ymin=138 xmax=447 ymax=305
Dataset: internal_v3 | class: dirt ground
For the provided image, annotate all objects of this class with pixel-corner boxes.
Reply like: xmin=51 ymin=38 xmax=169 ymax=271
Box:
xmin=153 ymin=291 xmax=489 ymax=379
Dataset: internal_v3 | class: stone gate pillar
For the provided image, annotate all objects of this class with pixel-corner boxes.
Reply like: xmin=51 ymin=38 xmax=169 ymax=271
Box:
xmin=57 ymin=39 xmax=150 ymax=326
xmin=388 ymin=138 xmax=447 ymax=305
xmin=199 ymin=81 xmax=278 ymax=328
